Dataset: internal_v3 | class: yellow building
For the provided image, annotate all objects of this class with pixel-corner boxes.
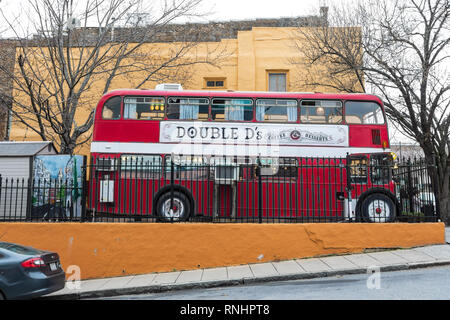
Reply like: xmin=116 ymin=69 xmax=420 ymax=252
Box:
xmin=6 ymin=8 xmax=362 ymax=155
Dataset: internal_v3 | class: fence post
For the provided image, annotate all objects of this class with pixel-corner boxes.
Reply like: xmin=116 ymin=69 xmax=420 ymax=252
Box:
xmin=257 ymin=156 xmax=262 ymax=224
xmin=81 ymin=158 xmax=87 ymax=222
xmin=406 ymin=158 xmax=414 ymax=213
xmin=430 ymin=154 xmax=441 ymax=221
xmin=0 ymin=174 xmax=2 ymax=222
xmin=0 ymin=174 xmax=2 ymax=219
xmin=26 ymin=176 xmax=33 ymax=222
xmin=345 ymin=153 xmax=353 ymax=221
xmin=170 ymin=153 xmax=174 ymax=223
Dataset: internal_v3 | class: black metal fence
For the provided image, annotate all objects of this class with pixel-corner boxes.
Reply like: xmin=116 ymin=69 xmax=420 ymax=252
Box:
xmin=394 ymin=157 xmax=440 ymax=222
xmin=0 ymin=155 xmax=441 ymax=223
xmin=0 ymin=175 xmax=84 ymax=222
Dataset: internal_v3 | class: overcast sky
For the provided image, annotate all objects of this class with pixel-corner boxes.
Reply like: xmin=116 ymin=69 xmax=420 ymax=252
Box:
xmin=203 ymin=0 xmax=324 ymax=21
xmin=0 ymin=0 xmax=328 ymax=32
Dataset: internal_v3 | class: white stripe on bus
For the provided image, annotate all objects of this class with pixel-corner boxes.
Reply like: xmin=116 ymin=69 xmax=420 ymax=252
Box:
xmin=90 ymin=142 xmax=390 ymax=158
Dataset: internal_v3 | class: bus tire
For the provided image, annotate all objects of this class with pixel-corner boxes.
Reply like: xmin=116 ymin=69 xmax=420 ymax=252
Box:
xmin=360 ymin=193 xmax=396 ymax=223
xmin=156 ymin=191 xmax=191 ymax=222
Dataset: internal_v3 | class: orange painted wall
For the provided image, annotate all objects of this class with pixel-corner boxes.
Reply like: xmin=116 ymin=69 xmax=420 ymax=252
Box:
xmin=0 ymin=222 xmax=444 ymax=280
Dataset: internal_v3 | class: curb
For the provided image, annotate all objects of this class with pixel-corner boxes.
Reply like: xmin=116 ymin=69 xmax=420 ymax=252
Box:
xmin=41 ymin=259 xmax=450 ymax=300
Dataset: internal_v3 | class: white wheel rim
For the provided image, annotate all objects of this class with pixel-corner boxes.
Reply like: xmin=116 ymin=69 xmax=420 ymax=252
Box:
xmin=367 ymin=199 xmax=390 ymax=222
xmin=162 ymin=198 xmax=184 ymax=220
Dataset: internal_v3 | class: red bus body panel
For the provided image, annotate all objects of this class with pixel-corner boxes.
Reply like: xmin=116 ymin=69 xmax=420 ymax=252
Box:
xmin=88 ymin=89 xmax=393 ymax=219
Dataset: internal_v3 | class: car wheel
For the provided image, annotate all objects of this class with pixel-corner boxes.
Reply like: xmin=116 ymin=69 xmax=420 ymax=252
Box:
xmin=156 ymin=191 xmax=190 ymax=222
xmin=360 ymin=193 xmax=396 ymax=223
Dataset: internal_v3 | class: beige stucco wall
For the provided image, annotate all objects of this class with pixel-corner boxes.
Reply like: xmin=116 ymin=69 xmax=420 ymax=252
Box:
xmin=9 ymin=27 xmax=359 ymax=155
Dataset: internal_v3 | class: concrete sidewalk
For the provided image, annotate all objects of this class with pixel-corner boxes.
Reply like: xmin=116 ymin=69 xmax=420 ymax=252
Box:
xmin=44 ymin=241 xmax=450 ymax=300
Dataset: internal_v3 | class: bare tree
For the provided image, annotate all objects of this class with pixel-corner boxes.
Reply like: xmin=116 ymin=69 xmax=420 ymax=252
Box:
xmin=0 ymin=0 xmax=227 ymax=154
xmin=291 ymin=0 xmax=450 ymax=222
xmin=0 ymin=42 xmax=13 ymax=140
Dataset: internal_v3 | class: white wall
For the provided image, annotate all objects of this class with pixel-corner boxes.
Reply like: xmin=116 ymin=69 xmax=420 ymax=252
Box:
xmin=0 ymin=157 xmax=30 ymax=178
xmin=0 ymin=157 xmax=30 ymax=220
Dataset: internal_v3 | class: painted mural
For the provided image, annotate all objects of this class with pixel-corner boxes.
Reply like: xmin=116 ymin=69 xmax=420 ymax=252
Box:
xmin=32 ymin=155 xmax=84 ymax=219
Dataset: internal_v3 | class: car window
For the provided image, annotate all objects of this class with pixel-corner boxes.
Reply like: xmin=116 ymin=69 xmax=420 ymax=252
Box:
xmin=0 ymin=242 xmax=44 ymax=255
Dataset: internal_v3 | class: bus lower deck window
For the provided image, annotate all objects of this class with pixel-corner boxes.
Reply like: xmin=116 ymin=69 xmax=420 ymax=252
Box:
xmin=259 ymin=157 xmax=298 ymax=178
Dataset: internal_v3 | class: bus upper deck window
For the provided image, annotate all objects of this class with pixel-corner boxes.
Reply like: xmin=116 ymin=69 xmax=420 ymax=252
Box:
xmin=211 ymin=98 xmax=253 ymax=121
xmin=345 ymin=101 xmax=385 ymax=124
xmin=102 ymin=96 xmax=122 ymax=120
xmin=256 ymin=99 xmax=297 ymax=122
xmin=300 ymin=100 xmax=343 ymax=124
xmin=167 ymin=97 xmax=209 ymax=120
xmin=124 ymin=96 xmax=165 ymax=120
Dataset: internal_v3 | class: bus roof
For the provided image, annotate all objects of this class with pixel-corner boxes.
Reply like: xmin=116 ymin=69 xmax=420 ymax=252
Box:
xmin=100 ymin=89 xmax=382 ymax=103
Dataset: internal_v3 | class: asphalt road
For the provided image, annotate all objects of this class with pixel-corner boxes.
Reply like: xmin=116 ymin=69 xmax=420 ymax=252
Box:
xmin=92 ymin=264 xmax=450 ymax=300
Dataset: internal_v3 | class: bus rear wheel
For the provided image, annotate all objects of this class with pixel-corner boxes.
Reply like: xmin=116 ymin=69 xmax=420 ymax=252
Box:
xmin=156 ymin=191 xmax=191 ymax=222
xmin=360 ymin=193 xmax=396 ymax=223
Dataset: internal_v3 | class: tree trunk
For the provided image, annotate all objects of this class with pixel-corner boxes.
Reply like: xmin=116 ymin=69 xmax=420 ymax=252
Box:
xmin=59 ymin=141 xmax=75 ymax=155
xmin=421 ymin=149 xmax=445 ymax=223
xmin=440 ymin=164 xmax=450 ymax=224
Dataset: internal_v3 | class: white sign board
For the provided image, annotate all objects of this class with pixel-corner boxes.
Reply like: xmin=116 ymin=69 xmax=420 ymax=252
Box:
xmin=160 ymin=121 xmax=349 ymax=147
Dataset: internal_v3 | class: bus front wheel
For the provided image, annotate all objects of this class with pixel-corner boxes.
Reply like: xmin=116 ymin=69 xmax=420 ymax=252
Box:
xmin=360 ymin=193 xmax=396 ymax=223
xmin=156 ymin=191 xmax=191 ymax=222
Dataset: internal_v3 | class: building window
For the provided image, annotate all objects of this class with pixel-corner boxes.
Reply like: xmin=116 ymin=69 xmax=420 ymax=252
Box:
xmin=204 ymin=78 xmax=226 ymax=89
xmin=268 ymin=72 xmax=287 ymax=92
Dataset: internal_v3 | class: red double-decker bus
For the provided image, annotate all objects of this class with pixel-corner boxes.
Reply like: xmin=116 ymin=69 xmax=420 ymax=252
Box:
xmin=88 ymin=85 xmax=397 ymax=222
